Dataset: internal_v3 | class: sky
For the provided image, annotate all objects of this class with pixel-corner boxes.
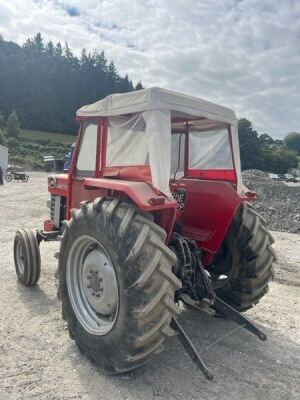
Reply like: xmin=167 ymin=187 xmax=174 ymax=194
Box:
xmin=0 ymin=0 xmax=299 ymax=138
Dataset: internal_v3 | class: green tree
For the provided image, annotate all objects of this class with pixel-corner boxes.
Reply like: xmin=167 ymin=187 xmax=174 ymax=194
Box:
xmin=284 ymin=132 xmax=300 ymax=153
xmin=0 ymin=34 xmax=138 ymax=133
xmin=0 ymin=111 xmax=6 ymax=145
xmin=0 ymin=129 xmax=6 ymax=145
xmin=238 ymin=118 xmax=264 ymax=170
xmin=259 ymin=133 xmax=273 ymax=146
xmin=0 ymin=112 xmax=5 ymax=130
xmin=135 ymin=81 xmax=144 ymax=90
xmin=6 ymin=110 xmax=20 ymax=137
xmin=262 ymin=146 xmax=298 ymax=173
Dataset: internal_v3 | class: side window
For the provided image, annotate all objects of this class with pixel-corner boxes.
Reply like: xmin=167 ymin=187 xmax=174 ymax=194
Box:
xmin=76 ymin=119 xmax=98 ymax=177
xmin=171 ymin=132 xmax=185 ymax=179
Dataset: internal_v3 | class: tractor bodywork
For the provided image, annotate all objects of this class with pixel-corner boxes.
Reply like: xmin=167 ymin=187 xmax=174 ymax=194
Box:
xmin=45 ymin=87 xmax=254 ymax=267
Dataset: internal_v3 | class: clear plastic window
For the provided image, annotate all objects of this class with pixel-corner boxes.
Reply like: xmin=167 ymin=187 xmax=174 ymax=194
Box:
xmin=171 ymin=132 xmax=185 ymax=179
xmin=76 ymin=119 xmax=98 ymax=176
xmin=188 ymin=127 xmax=233 ymax=170
xmin=106 ymin=114 xmax=149 ymax=166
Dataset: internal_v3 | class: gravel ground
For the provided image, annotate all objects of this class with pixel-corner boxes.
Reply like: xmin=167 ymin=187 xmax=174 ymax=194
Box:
xmin=242 ymin=169 xmax=300 ymax=233
xmin=0 ymin=173 xmax=299 ymax=400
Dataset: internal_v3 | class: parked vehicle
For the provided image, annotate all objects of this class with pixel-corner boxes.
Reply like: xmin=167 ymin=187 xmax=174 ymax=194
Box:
xmin=13 ymin=87 xmax=276 ymax=380
xmin=5 ymin=170 xmax=29 ymax=182
xmin=284 ymin=173 xmax=297 ymax=183
xmin=277 ymin=173 xmax=297 ymax=183
xmin=268 ymin=173 xmax=280 ymax=181
xmin=63 ymin=143 xmax=75 ymax=172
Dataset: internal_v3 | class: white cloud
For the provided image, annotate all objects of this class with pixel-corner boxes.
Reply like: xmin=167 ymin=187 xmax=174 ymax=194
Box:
xmin=0 ymin=0 xmax=299 ymax=137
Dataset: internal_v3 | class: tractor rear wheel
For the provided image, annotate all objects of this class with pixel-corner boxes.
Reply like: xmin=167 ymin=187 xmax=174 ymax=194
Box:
xmin=212 ymin=202 xmax=276 ymax=311
xmin=59 ymin=198 xmax=181 ymax=373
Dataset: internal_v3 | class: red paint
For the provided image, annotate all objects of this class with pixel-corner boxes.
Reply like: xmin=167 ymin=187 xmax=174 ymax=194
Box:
xmin=47 ymin=175 xmax=68 ymax=197
xmin=83 ymin=178 xmax=176 ymax=212
xmin=66 ymin=121 xmax=83 ymax=219
xmin=173 ymin=179 xmax=243 ymax=265
xmin=45 ymin=114 xmax=249 ymax=266
xmin=44 ymin=220 xmax=55 ymax=232
xmin=95 ymin=117 xmax=102 ymax=178
xmin=186 ymin=169 xmax=237 ymax=183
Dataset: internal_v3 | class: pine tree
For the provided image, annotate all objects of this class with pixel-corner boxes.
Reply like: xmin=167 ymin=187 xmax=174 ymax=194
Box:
xmin=0 ymin=35 xmax=142 ymax=133
xmin=0 ymin=112 xmax=6 ymax=145
xmin=33 ymin=33 xmax=44 ymax=53
xmin=54 ymin=42 xmax=63 ymax=57
xmin=0 ymin=129 xmax=6 ymax=146
xmin=45 ymin=41 xmax=54 ymax=57
xmin=0 ymin=112 xmax=5 ymax=130
xmin=135 ymin=81 xmax=144 ymax=90
xmin=6 ymin=110 xmax=20 ymax=137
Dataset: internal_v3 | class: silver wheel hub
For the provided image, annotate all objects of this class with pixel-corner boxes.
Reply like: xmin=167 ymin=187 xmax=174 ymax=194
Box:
xmin=66 ymin=236 xmax=119 ymax=336
xmin=82 ymin=250 xmax=118 ymax=315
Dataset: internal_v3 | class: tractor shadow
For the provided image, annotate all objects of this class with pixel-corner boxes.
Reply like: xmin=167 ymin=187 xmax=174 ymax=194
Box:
xmin=72 ymin=307 xmax=299 ymax=400
xmin=16 ymin=282 xmax=58 ymax=316
xmin=14 ymin=240 xmax=60 ymax=316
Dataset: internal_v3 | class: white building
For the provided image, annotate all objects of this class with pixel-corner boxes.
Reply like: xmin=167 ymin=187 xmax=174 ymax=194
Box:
xmin=0 ymin=144 xmax=8 ymax=174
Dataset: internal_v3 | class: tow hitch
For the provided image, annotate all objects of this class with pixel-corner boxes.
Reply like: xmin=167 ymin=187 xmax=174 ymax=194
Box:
xmin=172 ymin=240 xmax=267 ymax=381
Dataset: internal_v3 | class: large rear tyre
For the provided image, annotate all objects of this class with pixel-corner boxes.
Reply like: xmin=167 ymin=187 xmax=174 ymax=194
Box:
xmin=213 ymin=202 xmax=276 ymax=311
xmin=59 ymin=198 xmax=181 ymax=373
xmin=13 ymin=229 xmax=41 ymax=286
xmin=5 ymin=175 xmax=12 ymax=182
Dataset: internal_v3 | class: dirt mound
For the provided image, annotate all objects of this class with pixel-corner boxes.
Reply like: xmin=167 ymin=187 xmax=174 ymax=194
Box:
xmin=242 ymin=170 xmax=300 ymax=233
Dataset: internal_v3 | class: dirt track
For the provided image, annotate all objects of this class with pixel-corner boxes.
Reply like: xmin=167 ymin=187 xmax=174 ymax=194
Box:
xmin=0 ymin=173 xmax=299 ymax=400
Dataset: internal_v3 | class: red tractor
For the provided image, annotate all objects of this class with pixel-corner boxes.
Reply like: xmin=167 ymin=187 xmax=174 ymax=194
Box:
xmin=14 ymin=88 xmax=275 ymax=379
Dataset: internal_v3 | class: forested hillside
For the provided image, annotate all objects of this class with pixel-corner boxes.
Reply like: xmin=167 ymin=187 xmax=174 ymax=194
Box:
xmin=0 ymin=33 xmax=142 ymax=134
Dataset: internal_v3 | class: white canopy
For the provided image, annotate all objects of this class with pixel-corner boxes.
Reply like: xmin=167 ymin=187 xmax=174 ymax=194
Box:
xmin=77 ymin=88 xmax=241 ymax=196
xmin=77 ymin=87 xmax=236 ymax=124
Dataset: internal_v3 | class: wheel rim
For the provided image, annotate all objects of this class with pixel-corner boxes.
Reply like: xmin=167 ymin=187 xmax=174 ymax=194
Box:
xmin=15 ymin=239 xmax=25 ymax=275
xmin=209 ymin=238 xmax=234 ymax=289
xmin=66 ymin=235 xmax=119 ymax=336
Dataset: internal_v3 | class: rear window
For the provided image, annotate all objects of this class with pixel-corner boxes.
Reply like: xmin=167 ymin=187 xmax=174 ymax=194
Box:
xmin=106 ymin=115 xmax=149 ymax=166
xmin=189 ymin=127 xmax=233 ymax=170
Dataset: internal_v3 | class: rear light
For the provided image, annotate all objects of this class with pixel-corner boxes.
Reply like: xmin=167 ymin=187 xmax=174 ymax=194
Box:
xmin=148 ymin=197 xmax=165 ymax=205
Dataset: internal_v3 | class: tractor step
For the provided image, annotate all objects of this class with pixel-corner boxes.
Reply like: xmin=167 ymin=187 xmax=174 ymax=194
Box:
xmin=36 ymin=229 xmax=61 ymax=244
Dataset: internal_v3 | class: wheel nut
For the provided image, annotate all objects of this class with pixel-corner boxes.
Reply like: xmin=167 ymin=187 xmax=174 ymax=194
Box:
xmin=91 ymin=292 xmax=95 ymax=296
xmin=87 ymin=275 xmax=91 ymax=280
xmin=96 ymin=293 xmax=100 ymax=298
xmin=87 ymin=284 xmax=91 ymax=289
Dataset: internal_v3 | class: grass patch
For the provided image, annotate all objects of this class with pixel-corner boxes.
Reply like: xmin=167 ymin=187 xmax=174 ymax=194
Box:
xmin=20 ymin=129 xmax=76 ymax=145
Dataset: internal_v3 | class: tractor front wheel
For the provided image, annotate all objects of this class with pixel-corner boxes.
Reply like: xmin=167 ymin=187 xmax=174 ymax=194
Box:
xmin=13 ymin=229 xmax=41 ymax=286
xmin=59 ymin=199 xmax=181 ymax=373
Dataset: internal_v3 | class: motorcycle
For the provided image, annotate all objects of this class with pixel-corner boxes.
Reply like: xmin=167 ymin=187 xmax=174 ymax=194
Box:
xmin=5 ymin=170 xmax=29 ymax=182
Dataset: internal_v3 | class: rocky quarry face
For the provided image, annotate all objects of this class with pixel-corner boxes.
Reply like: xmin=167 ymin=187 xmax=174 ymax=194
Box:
xmin=242 ymin=169 xmax=300 ymax=233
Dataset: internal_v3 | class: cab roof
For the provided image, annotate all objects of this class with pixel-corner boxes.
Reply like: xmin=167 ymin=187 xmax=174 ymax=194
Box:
xmin=76 ymin=87 xmax=237 ymax=125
